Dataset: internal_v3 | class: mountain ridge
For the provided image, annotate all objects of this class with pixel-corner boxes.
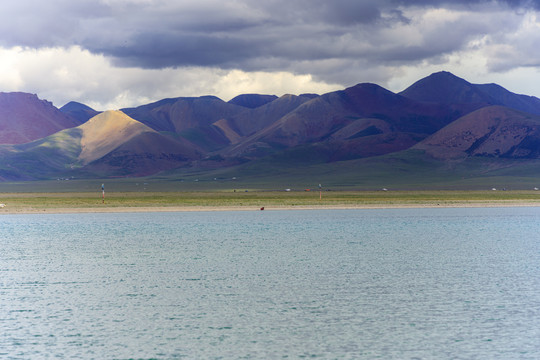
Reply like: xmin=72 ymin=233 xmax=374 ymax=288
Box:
xmin=0 ymin=92 xmax=81 ymax=144
xmin=0 ymin=110 xmax=201 ymax=180
xmin=3 ymin=71 xmax=540 ymax=185
xmin=400 ymin=71 xmax=540 ymax=115
xmin=415 ymin=105 xmax=540 ymax=159
xmin=60 ymin=101 xmax=101 ymax=123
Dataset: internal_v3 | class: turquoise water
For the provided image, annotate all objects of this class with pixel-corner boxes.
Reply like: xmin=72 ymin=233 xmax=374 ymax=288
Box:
xmin=1 ymin=208 xmax=539 ymax=359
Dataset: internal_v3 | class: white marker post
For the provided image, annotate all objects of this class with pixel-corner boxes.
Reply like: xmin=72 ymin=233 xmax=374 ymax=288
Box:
xmin=102 ymin=183 xmax=105 ymax=204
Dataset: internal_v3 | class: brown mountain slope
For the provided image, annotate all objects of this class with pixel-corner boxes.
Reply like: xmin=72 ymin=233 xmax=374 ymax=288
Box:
xmin=0 ymin=110 xmax=201 ymax=179
xmin=59 ymin=101 xmax=100 ymax=123
xmin=224 ymin=83 xmax=463 ymax=159
xmin=77 ymin=110 xmax=158 ymax=164
xmin=228 ymin=94 xmax=278 ymax=109
xmin=122 ymin=96 xmax=246 ymax=133
xmin=414 ymin=105 xmax=540 ymax=159
xmin=212 ymin=119 xmax=243 ymax=144
xmin=78 ymin=110 xmax=200 ymax=175
xmin=167 ymin=94 xmax=317 ymax=152
xmin=399 ymin=71 xmax=492 ymax=105
xmin=0 ymin=92 xmax=80 ymax=144
xmin=84 ymin=131 xmax=200 ymax=176
xmin=400 ymin=71 xmax=540 ymax=116
xmin=225 ymin=94 xmax=316 ymax=137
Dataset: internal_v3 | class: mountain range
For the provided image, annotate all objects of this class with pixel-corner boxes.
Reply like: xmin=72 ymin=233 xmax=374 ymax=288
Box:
xmin=3 ymin=71 xmax=540 ymax=188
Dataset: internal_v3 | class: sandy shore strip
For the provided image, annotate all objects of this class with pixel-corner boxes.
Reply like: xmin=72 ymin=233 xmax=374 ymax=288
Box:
xmin=1 ymin=201 xmax=540 ymax=214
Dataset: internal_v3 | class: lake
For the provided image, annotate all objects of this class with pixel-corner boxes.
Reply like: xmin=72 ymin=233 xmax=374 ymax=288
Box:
xmin=1 ymin=208 xmax=539 ymax=359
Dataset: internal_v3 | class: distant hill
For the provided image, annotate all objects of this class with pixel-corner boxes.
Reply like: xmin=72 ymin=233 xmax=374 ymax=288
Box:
xmin=122 ymin=96 xmax=246 ymax=133
xmin=400 ymin=71 xmax=540 ymax=115
xmin=175 ymin=94 xmax=319 ymax=154
xmin=415 ymin=105 xmax=540 ymax=159
xmin=399 ymin=71 xmax=492 ymax=105
xmin=4 ymin=71 xmax=540 ymax=186
xmin=0 ymin=92 xmax=80 ymax=144
xmin=59 ymin=101 xmax=100 ymax=123
xmin=475 ymin=83 xmax=540 ymax=116
xmin=73 ymin=111 xmax=201 ymax=176
xmin=0 ymin=111 xmax=201 ymax=180
xmin=224 ymin=94 xmax=316 ymax=137
xmin=223 ymin=82 xmax=465 ymax=160
xmin=228 ymin=94 xmax=278 ymax=109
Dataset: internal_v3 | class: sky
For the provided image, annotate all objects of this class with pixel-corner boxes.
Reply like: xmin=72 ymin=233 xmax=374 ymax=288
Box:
xmin=1 ymin=0 xmax=540 ymax=110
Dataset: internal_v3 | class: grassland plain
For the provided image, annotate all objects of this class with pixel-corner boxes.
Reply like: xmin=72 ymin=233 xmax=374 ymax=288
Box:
xmin=1 ymin=189 xmax=540 ymax=214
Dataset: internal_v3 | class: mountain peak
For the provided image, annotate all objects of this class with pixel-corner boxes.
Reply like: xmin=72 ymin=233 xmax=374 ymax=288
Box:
xmin=345 ymin=82 xmax=400 ymax=100
xmin=0 ymin=92 xmax=80 ymax=144
xmin=5 ymin=72 xmax=540 ymax=182
xmin=427 ymin=70 xmax=462 ymax=79
xmin=78 ymin=111 xmax=155 ymax=164
xmin=59 ymin=101 xmax=100 ymax=123
xmin=228 ymin=94 xmax=278 ymax=108
xmin=399 ymin=71 xmax=492 ymax=105
xmin=60 ymin=101 xmax=96 ymax=112
xmin=80 ymin=110 xmax=151 ymax=133
xmin=348 ymin=82 xmax=390 ymax=91
xmin=416 ymin=105 xmax=540 ymax=159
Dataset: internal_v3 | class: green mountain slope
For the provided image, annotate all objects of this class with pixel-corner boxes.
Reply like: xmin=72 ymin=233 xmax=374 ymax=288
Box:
xmin=0 ymin=111 xmax=201 ymax=180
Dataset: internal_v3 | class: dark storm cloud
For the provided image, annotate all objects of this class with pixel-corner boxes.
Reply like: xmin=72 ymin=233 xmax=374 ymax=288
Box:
xmin=0 ymin=0 xmax=538 ymax=79
xmin=102 ymin=32 xmax=258 ymax=69
xmin=0 ymin=1 xmax=110 ymax=48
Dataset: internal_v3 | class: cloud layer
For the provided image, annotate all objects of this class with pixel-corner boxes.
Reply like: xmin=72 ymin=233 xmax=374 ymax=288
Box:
xmin=1 ymin=0 xmax=540 ymax=109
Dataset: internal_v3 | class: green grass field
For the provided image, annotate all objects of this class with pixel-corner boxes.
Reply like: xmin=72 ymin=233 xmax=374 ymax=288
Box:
xmin=1 ymin=189 xmax=540 ymax=212
xmin=2 ymin=148 xmax=540 ymax=212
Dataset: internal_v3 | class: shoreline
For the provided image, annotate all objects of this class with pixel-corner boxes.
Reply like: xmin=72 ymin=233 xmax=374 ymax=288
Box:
xmin=1 ymin=201 xmax=540 ymax=214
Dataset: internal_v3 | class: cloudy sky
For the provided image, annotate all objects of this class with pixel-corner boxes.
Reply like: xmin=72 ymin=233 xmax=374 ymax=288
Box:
xmin=1 ymin=0 xmax=540 ymax=110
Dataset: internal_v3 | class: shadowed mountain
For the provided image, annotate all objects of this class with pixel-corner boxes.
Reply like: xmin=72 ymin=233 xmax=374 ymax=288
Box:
xmin=177 ymin=94 xmax=317 ymax=153
xmin=83 ymin=130 xmax=200 ymax=177
xmin=0 ymin=111 xmax=201 ymax=180
xmin=77 ymin=110 xmax=161 ymax=165
xmin=475 ymin=83 xmax=540 ymax=116
xmin=224 ymin=83 xmax=467 ymax=160
xmin=122 ymin=96 xmax=246 ymax=133
xmin=74 ymin=111 xmax=201 ymax=176
xmin=60 ymin=101 xmax=100 ymax=123
xmin=399 ymin=71 xmax=492 ymax=105
xmin=5 ymin=71 xmax=540 ymax=186
xmin=415 ymin=105 xmax=540 ymax=160
xmin=0 ymin=92 xmax=81 ymax=144
xmin=400 ymin=71 xmax=540 ymax=115
xmin=224 ymin=94 xmax=317 ymax=138
xmin=228 ymin=94 xmax=278 ymax=108
xmin=121 ymin=94 xmax=317 ymax=153
xmin=173 ymin=122 xmax=237 ymax=153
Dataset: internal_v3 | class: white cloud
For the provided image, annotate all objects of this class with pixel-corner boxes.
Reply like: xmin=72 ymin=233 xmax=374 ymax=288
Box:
xmin=2 ymin=1 xmax=540 ymax=110
xmin=0 ymin=46 xmax=343 ymax=110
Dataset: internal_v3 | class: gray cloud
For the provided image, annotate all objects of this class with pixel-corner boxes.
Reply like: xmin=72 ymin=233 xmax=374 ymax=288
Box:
xmin=102 ymin=1 xmax=540 ymax=75
xmin=1 ymin=0 xmax=540 ymax=105
xmin=0 ymin=1 xmax=532 ymax=66
xmin=0 ymin=1 xmax=109 ymax=47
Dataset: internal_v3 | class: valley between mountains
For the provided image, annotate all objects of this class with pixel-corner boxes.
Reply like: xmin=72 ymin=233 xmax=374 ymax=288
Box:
xmin=3 ymin=71 xmax=540 ymax=189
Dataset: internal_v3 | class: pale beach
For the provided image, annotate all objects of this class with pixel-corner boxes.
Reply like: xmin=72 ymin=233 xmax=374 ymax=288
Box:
xmin=2 ymin=201 xmax=540 ymax=214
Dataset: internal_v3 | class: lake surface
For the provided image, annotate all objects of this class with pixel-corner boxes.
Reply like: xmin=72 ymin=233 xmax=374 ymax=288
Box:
xmin=1 ymin=208 xmax=539 ymax=359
